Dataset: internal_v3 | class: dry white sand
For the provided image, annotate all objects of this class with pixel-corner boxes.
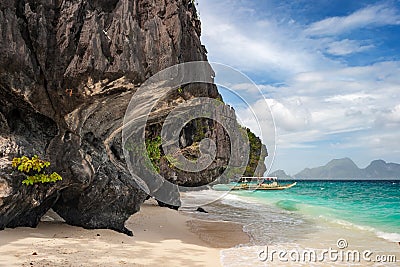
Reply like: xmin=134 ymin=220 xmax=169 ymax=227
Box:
xmin=0 ymin=200 xmax=249 ymax=267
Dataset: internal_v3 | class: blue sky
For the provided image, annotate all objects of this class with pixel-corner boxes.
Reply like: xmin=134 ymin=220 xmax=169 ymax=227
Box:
xmin=197 ymin=0 xmax=400 ymax=174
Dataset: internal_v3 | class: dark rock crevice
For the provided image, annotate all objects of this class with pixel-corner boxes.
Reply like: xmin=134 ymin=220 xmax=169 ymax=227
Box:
xmin=15 ymin=0 xmax=58 ymax=117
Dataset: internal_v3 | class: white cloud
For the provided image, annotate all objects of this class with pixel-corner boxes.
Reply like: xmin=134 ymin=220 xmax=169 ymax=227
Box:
xmin=204 ymin=25 xmax=312 ymax=75
xmin=305 ymin=4 xmax=400 ymax=36
xmin=198 ymin=1 xmax=339 ymax=77
xmin=371 ymin=133 xmax=400 ymax=152
xmin=325 ymin=93 xmax=376 ymax=103
xmin=385 ymin=104 xmax=400 ymax=123
xmin=375 ymin=104 xmax=400 ymax=127
xmin=289 ymin=61 xmax=400 ymax=96
xmin=348 ymin=131 xmax=400 ymax=154
xmin=233 ymin=61 xmax=400 ymax=151
xmin=229 ymin=83 xmax=264 ymax=94
xmin=265 ymin=98 xmax=310 ymax=132
xmin=326 ymin=39 xmax=374 ymax=56
xmin=226 ymin=83 xmax=285 ymax=96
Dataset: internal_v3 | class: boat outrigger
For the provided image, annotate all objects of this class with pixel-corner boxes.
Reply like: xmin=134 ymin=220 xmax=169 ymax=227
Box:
xmin=231 ymin=177 xmax=296 ymax=191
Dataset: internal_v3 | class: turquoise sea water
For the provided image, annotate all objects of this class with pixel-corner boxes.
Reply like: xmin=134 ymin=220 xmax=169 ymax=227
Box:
xmin=184 ymin=180 xmax=400 ymax=244
xmin=183 ymin=180 xmax=400 ymax=266
xmin=233 ymin=180 xmax=400 ymax=241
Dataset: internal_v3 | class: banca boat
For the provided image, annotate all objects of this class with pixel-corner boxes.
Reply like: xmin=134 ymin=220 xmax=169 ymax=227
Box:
xmin=231 ymin=177 xmax=297 ymax=190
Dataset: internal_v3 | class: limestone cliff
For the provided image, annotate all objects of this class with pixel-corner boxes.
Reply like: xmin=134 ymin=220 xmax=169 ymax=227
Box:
xmin=0 ymin=0 xmax=266 ymax=234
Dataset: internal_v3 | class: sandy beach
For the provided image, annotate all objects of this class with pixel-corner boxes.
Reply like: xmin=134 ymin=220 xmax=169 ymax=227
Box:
xmin=2 ymin=191 xmax=398 ymax=267
xmin=0 ymin=199 xmax=249 ymax=267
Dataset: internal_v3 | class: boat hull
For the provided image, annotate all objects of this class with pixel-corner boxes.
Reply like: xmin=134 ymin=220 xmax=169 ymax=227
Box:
xmin=230 ymin=182 xmax=297 ymax=191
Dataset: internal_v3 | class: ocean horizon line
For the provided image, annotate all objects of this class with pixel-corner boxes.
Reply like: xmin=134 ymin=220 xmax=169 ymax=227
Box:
xmin=274 ymin=178 xmax=400 ymax=181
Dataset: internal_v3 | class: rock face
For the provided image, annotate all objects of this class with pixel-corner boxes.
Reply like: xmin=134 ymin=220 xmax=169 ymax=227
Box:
xmin=0 ymin=0 xmax=267 ymax=234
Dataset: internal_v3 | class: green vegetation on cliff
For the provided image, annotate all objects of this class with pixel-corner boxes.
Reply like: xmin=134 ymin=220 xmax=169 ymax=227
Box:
xmin=145 ymin=136 xmax=162 ymax=173
xmin=12 ymin=155 xmax=62 ymax=185
xmin=244 ymin=128 xmax=266 ymax=177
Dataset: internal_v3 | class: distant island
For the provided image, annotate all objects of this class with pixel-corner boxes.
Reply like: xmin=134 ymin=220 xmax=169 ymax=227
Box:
xmin=269 ymin=158 xmax=400 ymax=179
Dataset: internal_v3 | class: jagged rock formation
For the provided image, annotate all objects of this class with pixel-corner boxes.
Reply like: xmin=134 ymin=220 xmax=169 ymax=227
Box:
xmin=0 ymin=0 xmax=267 ymax=234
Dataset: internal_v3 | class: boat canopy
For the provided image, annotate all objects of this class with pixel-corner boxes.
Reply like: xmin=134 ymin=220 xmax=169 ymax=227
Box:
xmin=238 ymin=177 xmax=278 ymax=182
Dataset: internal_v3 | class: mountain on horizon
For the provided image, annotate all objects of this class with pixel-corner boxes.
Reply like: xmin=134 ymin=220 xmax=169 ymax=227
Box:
xmin=296 ymin=158 xmax=361 ymax=178
xmin=268 ymin=169 xmax=292 ymax=179
xmin=271 ymin=158 xmax=400 ymax=179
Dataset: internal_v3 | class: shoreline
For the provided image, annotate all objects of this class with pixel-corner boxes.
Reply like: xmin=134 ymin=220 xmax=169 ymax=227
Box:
xmin=182 ymin=190 xmax=400 ymax=266
xmin=2 ymin=190 xmax=398 ymax=266
xmin=0 ymin=199 xmax=249 ymax=267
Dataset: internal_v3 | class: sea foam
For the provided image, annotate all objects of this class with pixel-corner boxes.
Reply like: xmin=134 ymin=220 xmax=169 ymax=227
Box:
xmin=376 ymin=231 xmax=400 ymax=242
